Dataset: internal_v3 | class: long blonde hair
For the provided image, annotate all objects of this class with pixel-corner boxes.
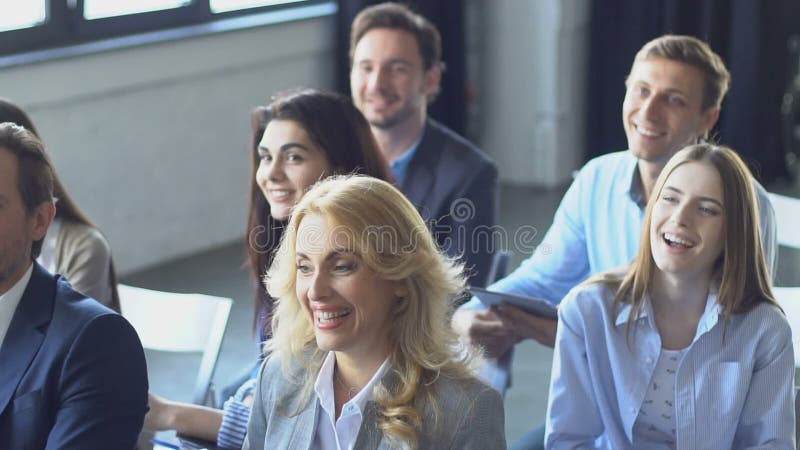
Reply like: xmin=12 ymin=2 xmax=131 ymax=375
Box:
xmin=602 ymin=144 xmax=777 ymax=342
xmin=265 ymin=175 xmax=473 ymax=448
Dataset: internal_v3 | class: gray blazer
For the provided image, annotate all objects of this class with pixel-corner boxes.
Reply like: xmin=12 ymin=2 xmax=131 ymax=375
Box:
xmin=243 ymin=354 xmax=506 ymax=449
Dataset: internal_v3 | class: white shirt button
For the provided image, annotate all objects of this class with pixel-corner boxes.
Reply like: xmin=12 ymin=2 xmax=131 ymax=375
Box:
xmin=630 ymin=407 xmax=636 ymax=414
xmin=645 ymin=356 xmax=653 ymax=364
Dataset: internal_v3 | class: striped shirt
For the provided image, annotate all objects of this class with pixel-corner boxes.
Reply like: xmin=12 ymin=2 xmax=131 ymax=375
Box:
xmin=546 ymin=282 xmax=795 ymax=449
xmin=217 ymin=378 xmax=257 ymax=449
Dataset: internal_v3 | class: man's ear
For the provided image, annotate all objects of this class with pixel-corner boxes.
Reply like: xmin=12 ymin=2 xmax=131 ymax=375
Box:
xmin=423 ymin=63 xmax=443 ymax=100
xmin=29 ymin=200 xmax=55 ymax=241
xmin=699 ymin=107 xmax=721 ymax=139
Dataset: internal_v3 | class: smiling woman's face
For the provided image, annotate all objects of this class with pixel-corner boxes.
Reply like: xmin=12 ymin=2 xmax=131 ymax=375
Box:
xmin=294 ymin=213 xmax=399 ymax=363
xmin=255 ymin=120 xmax=332 ymax=221
xmin=649 ymin=161 xmax=726 ymax=279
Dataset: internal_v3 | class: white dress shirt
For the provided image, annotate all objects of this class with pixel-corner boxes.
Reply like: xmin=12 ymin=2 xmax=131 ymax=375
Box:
xmin=0 ymin=263 xmax=33 ymax=349
xmin=312 ymin=351 xmax=390 ymax=450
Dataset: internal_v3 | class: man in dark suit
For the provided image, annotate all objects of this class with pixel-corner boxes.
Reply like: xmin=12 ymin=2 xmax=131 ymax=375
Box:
xmin=349 ymin=2 xmax=498 ymax=287
xmin=0 ymin=123 xmax=148 ymax=449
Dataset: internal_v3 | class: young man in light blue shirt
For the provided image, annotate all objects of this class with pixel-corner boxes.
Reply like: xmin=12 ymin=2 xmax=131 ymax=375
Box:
xmin=453 ymin=35 xmax=777 ymax=395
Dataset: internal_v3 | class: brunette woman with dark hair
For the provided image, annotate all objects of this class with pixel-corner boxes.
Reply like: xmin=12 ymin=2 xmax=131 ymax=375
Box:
xmin=145 ymin=88 xmax=393 ymax=449
xmin=246 ymin=87 xmax=394 ymax=346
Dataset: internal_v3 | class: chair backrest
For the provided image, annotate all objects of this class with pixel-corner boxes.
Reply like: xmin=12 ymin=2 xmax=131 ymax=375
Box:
xmin=768 ymin=192 xmax=800 ymax=249
xmin=485 ymin=250 xmax=512 ymax=285
xmin=774 ymin=287 xmax=800 ymax=374
xmin=118 ymin=284 xmax=232 ymax=406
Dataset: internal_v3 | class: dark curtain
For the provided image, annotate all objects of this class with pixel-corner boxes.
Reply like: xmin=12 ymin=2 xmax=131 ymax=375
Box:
xmin=335 ymin=0 xmax=467 ymax=135
xmin=587 ymin=0 xmax=800 ymax=183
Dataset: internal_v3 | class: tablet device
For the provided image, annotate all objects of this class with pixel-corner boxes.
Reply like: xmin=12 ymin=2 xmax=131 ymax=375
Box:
xmin=469 ymin=287 xmax=558 ymax=319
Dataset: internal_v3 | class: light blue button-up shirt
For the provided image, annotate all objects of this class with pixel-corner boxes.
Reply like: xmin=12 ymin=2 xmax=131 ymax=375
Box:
xmin=462 ymin=150 xmax=777 ymax=394
xmin=546 ymin=282 xmax=795 ymax=449
xmin=462 ymin=150 xmax=777 ymax=308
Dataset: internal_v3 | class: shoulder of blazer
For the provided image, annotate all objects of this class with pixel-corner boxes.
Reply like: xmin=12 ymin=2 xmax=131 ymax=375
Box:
xmin=263 ymin=350 xmax=320 ymax=411
xmin=427 ymin=374 xmax=497 ymax=414
xmin=16 ymin=264 xmax=58 ymax=329
xmin=423 ymin=119 xmax=496 ymax=171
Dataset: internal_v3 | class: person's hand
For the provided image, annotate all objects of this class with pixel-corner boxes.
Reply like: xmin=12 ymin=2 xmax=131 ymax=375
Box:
xmin=143 ymin=392 xmax=175 ymax=431
xmin=493 ymin=304 xmax=558 ymax=348
xmin=242 ymin=393 xmax=254 ymax=407
xmin=452 ymin=308 xmax=520 ymax=358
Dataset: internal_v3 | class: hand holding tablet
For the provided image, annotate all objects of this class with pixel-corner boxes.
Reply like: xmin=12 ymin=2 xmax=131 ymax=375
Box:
xmin=469 ymin=287 xmax=558 ymax=319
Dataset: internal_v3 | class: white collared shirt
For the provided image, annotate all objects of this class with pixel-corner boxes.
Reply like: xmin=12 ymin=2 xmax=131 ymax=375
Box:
xmin=0 ymin=263 xmax=33 ymax=349
xmin=312 ymin=351 xmax=390 ymax=450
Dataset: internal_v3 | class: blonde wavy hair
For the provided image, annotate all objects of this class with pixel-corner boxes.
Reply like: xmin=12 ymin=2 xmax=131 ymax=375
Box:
xmin=593 ymin=144 xmax=778 ymax=343
xmin=264 ymin=175 xmax=474 ymax=449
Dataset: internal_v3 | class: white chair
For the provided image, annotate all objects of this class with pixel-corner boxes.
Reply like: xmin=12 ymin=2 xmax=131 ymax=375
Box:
xmin=476 ymin=250 xmax=514 ymax=396
xmin=485 ymin=250 xmax=512 ymax=286
xmin=118 ymin=284 xmax=232 ymax=406
xmin=767 ymin=192 xmax=800 ymax=372
xmin=775 ymin=288 xmax=800 ymax=369
xmin=768 ymin=192 xmax=800 ymax=248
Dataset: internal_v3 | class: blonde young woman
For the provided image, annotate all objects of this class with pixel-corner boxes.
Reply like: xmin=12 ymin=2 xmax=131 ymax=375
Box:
xmin=243 ymin=175 xmax=506 ymax=450
xmin=546 ymin=144 xmax=795 ymax=449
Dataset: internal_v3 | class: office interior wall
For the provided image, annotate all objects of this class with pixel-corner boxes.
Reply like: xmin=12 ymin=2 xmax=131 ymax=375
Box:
xmin=476 ymin=0 xmax=590 ymax=187
xmin=0 ymin=15 xmax=336 ymax=274
xmin=1 ymin=2 xmax=593 ymax=272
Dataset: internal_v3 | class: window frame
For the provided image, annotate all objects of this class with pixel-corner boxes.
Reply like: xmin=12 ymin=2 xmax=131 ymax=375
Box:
xmin=0 ymin=0 xmax=324 ymax=57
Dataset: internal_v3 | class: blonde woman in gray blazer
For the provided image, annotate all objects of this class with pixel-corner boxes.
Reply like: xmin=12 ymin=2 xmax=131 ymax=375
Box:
xmin=243 ymin=176 xmax=506 ymax=450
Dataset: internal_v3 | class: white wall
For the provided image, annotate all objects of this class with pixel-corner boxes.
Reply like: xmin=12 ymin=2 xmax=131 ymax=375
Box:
xmin=1 ymin=2 xmax=594 ymax=272
xmin=0 ymin=13 xmax=336 ymax=274
xmin=478 ymin=0 xmax=590 ymax=187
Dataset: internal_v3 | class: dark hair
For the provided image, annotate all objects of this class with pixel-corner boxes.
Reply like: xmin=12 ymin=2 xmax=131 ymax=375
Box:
xmin=246 ymin=88 xmax=394 ymax=336
xmin=0 ymin=98 xmax=121 ymax=311
xmin=349 ymin=2 xmax=442 ymax=71
xmin=0 ymin=122 xmax=54 ymax=259
xmin=628 ymin=35 xmax=731 ymax=111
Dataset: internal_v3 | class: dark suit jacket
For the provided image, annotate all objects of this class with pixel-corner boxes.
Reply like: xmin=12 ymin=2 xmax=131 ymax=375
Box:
xmin=0 ymin=264 xmax=148 ymax=449
xmin=402 ymin=119 xmax=498 ymax=287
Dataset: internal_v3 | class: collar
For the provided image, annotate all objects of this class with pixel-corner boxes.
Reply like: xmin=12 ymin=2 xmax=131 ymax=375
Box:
xmin=0 ymin=263 xmax=34 ymax=345
xmin=391 ymin=132 xmax=423 ymax=167
xmin=614 ymin=150 xmax=647 ymax=208
xmin=314 ymin=351 xmax=390 ymax=420
xmin=389 ymin=131 xmax=425 ymax=187
xmin=614 ymin=287 xmax=723 ymax=335
xmin=0 ymin=263 xmax=33 ymax=306
xmin=694 ymin=288 xmax=723 ymax=337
